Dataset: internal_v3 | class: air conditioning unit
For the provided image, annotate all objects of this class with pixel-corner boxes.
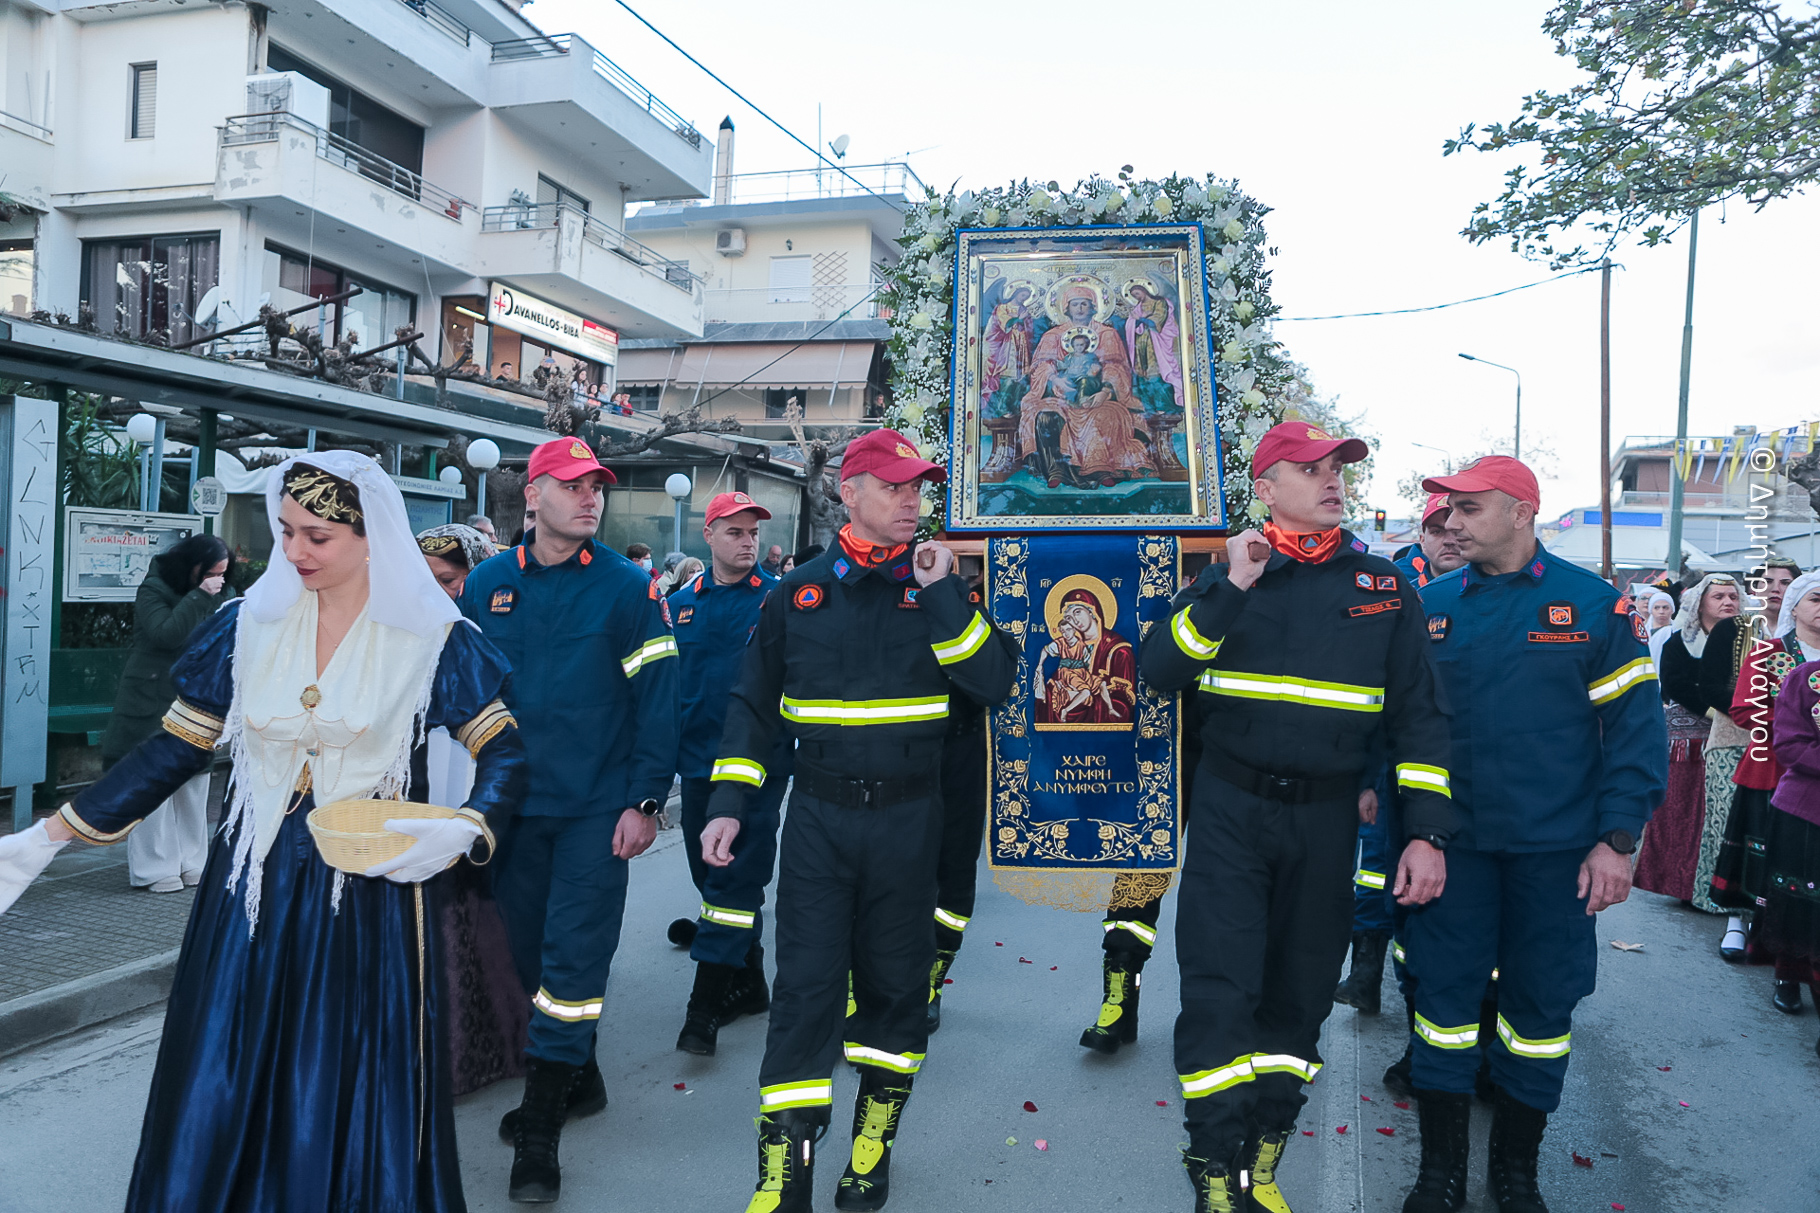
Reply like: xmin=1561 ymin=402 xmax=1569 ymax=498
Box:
xmin=246 ymin=71 xmax=331 ymax=130
xmin=715 ymin=228 xmax=747 ymax=257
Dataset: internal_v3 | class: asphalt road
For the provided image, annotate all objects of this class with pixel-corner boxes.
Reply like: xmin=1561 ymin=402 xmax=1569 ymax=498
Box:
xmin=3 ymin=819 xmax=1818 ymax=1212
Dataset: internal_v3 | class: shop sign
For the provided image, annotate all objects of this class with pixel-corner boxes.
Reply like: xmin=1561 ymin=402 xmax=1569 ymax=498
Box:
xmin=487 ymin=283 xmax=619 ymax=365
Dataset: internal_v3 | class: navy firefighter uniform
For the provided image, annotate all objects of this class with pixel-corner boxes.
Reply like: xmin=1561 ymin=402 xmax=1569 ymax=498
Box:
xmin=1403 ymin=456 xmax=1665 ymax=1212
xmin=1139 ymin=422 xmax=1455 ymax=1211
xmin=458 ymin=444 xmax=680 ymax=1077
xmin=708 ymin=430 xmax=1017 ymax=1213
xmin=670 ymin=512 xmax=792 ymax=1054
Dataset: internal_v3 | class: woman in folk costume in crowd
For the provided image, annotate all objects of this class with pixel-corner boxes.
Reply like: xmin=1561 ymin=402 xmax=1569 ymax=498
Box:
xmin=1755 ymin=576 xmax=1820 ymax=1056
xmin=1634 ymin=574 xmax=1741 ymax=912
xmin=1712 ymin=572 xmax=1820 ymax=1015
xmin=0 ymin=452 xmax=527 ymax=1212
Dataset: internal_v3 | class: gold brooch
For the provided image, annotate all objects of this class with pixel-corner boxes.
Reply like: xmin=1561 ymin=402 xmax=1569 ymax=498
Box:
xmin=301 ymin=685 xmax=323 ymax=710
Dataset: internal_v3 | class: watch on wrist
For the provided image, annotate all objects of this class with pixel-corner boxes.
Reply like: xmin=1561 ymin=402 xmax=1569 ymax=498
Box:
xmin=1411 ymin=833 xmax=1448 ymax=852
xmin=633 ymin=798 xmax=662 ymax=819
xmin=1599 ymin=829 xmax=1636 ymax=855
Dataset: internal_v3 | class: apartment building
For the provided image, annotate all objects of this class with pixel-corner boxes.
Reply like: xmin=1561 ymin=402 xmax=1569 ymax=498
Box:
xmin=620 ymin=130 xmax=918 ymax=439
xmin=0 ymin=0 xmax=712 ymax=397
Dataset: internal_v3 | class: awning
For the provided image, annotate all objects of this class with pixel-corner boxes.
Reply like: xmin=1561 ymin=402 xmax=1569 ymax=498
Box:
xmin=617 ymin=346 xmax=685 ymax=386
xmin=672 ymin=341 xmax=876 ymax=389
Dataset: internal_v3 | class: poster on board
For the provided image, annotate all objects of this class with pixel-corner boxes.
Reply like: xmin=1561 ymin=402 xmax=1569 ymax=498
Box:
xmin=63 ymin=508 xmax=205 ymax=603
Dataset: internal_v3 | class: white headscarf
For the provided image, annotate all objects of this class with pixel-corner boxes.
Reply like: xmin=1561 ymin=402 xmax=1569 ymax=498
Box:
xmin=1774 ymin=571 xmax=1820 ymax=639
xmin=245 ymin=451 xmax=461 ymax=635
xmin=1673 ymin=573 xmax=1739 ymax=656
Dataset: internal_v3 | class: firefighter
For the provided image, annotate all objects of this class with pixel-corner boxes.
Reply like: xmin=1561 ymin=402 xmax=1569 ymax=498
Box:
xmin=700 ymin=430 xmax=1016 ymax=1213
xmin=1401 ymin=458 xmax=1666 ymax=1213
xmin=668 ymin=492 xmax=790 ymax=1056
xmin=1140 ymin=421 xmax=1454 ymax=1213
xmin=459 ymin=438 xmax=679 ymax=1204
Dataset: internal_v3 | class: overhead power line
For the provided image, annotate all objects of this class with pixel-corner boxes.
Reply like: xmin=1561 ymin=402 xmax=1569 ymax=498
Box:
xmin=1275 ymin=265 xmax=1606 ymax=322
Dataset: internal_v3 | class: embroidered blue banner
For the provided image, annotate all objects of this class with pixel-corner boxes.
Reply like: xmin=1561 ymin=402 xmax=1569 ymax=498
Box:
xmin=985 ymin=534 xmax=1182 ymax=872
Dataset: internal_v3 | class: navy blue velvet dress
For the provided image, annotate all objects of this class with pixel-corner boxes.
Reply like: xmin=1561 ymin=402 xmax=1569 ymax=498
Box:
xmin=63 ymin=604 xmax=527 ymax=1213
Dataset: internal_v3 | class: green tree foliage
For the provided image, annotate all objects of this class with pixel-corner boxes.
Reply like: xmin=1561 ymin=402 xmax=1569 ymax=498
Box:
xmin=1447 ymin=1 xmax=1820 ymax=266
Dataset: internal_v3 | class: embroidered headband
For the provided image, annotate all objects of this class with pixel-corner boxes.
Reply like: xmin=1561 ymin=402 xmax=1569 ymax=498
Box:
xmin=282 ymin=463 xmax=364 ymax=525
xmin=417 ymin=535 xmax=461 ymax=559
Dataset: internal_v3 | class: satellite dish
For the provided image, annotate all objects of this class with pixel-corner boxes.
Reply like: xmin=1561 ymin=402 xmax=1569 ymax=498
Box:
xmin=195 ymin=286 xmax=222 ymax=327
xmin=830 ymin=134 xmax=851 ymax=159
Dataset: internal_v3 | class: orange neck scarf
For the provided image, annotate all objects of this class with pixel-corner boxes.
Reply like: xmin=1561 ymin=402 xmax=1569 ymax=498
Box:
xmin=1263 ymin=520 xmax=1342 ymax=564
xmin=838 ymin=525 xmax=907 ymax=569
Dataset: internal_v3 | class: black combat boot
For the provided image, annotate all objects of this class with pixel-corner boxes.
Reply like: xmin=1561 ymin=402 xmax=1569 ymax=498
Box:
xmin=1486 ymin=1087 xmax=1551 ymax=1213
xmin=1183 ymin=1148 xmax=1243 ymax=1213
xmin=496 ymin=1054 xmax=606 ymax=1142
xmin=1475 ymin=989 xmax=1499 ymax=1103
xmin=834 ymin=1067 xmax=913 ymax=1210
xmin=1401 ymin=1089 xmax=1472 ymax=1213
xmin=745 ymin=1108 xmax=823 ymax=1213
xmin=507 ymin=1056 xmax=578 ymax=1203
xmin=1079 ymin=954 xmax=1141 ymax=1054
xmin=926 ymin=948 xmax=958 ymax=1034
xmin=1382 ymin=995 xmax=1416 ymax=1097
xmin=1242 ymin=1129 xmax=1294 ymax=1213
xmin=677 ymin=961 xmax=740 ymax=1055
xmin=724 ymin=940 xmax=771 ymax=1020
xmin=1333 ymin=930 xmax=1390 ymax=1015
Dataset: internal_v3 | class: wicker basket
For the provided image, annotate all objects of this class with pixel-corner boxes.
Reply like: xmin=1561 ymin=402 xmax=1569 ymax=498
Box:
xmin=306 ymin=799 xmax=458 ymax=875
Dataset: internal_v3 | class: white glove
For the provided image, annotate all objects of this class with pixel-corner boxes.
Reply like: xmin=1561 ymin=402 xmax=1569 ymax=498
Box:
xmin=0 ymin=820 xmax=69 ymax=916
xmin=365 ymin=816 xmax=482 ymax=884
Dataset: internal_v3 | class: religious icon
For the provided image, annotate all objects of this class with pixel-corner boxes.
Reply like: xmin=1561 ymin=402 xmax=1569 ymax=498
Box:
xmin=1033 ymin=575 xmax=1136 ymax=730
xmin=948 ymin=224 xmax=1223 ymax=531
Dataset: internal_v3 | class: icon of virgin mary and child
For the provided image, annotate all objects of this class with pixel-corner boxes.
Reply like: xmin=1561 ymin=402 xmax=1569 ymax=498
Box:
xmin=1033 ymin=579 xmax=1136 ymax=728
xmin=1014 ymin=280 xmax=1156 ymax=491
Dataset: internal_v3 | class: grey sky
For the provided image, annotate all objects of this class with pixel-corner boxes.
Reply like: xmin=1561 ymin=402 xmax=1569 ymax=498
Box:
xmin=537 ymin=0 xmax=1819 ymax=518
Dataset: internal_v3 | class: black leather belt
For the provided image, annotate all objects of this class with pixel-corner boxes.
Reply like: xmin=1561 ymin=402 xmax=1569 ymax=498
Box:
xmin=794 ymin=762 xmax=929 ymax=810
xmin=1216 ymin=758 xmax=1360 ymax=804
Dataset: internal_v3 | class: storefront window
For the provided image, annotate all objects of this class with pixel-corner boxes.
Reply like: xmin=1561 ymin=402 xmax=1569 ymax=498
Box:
xmin=82 ymin=233 xmax=219 ymax=344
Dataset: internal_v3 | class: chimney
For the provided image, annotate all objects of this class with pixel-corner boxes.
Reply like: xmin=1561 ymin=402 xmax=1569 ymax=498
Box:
xmin=713 ymin=117 xmax=735 ymax=205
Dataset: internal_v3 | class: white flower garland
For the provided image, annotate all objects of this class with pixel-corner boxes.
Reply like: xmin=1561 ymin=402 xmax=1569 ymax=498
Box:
xmin=881 ymin=171 xmax=1303 ymax=530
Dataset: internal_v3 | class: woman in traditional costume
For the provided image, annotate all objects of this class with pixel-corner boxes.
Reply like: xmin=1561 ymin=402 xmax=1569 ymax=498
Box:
xmin=0 ymin=451 xmax=527 ymax=1212
xmin=1634 ymin=574 xmax=1740 ymax=906
xmin=1713 ymin=573 xmax=1820 ymax=1013
xmin=1758 ymin=577 xmax=1820 ymax=1056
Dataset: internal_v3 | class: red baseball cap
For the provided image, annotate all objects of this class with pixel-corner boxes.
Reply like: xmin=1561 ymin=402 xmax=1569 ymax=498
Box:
xmin=704 ymin=490 xmax=772 ymax=525
xmin=1423 ymin=455 xmax=1539 ymax=510
xmin=1420 ymin=492 xmax=1451 ymax=526
xmin=526 ymin=437 xmax=617 ymax=485
xmin=840 ymin=428 xmax=947 ymax=485
xmin=1250 ymin=421 xmax=1370 ymax=479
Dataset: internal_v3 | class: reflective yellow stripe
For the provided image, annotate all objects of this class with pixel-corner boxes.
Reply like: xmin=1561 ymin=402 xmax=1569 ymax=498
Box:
xmin=1171 ymin=608 xmax=1220 ymax=660
xmin=1103 ymin=919 xmax=1158 ymax=946
xmin=533 ymin=987 xmax=603 ymax=1021
xmin=1391 ymin=940 xmax=1407 ymax=964
xmin=1249 ymin=1053 xmax=1321 ymax=1082
xmin=1496 ymin=1014 xmax=1571 ymax=1058
xmin=932 ymin=612 xmax=991 ymax=665
xmin=622 ymin=635 xmax=678 ymax=677
xmin=1414 ymin=1013 xmax=1479 ymax=1049
xmin=712 ymin=758 xmax=766 ymax=786
xmin=934 ymin=907 xmax=971 ymax=932
xmin=701 ymin=902 xmax=756 ymax=929
xmin=1180 ymin=1056 xmax=1254 ymax=1098
xmin=1197 ymin=671 xmax=1385 ymax=713
xmin=1354 ymin=869 xmax=1387 ymax=891
xmin=1588 ymin=657 xmax=1656 ymax=706
xmin=760 ymin=1080 xmax=833 ymax=1110
xmin=1396 ymin=762 xmax=1452 ymax=798
xmin=780 ymin=695 xmax=950 ymax=725
xmin=843 ymin=1043 xmax=925 ymax=1074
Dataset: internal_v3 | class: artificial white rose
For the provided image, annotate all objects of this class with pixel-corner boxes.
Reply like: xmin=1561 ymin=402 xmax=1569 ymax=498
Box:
xmin=1103 ymin=192 xmax=1124 ymax=213
xmin=1027 ymin=189 xmax=1051 ymax=210
xmin=916 ymin=235 xmax=939 ymax=253
xmin=1222 ymin=218 xmax=1246 ymax=240
xmin=1241 ymin=388 xmax=1266 ymax=407
xmin=983 ymin=206 xmax=1001 ymax=226
xmin=909 ymin=312 xmax=934 ymax=330
xmin=902 ymin=400 xmax=926 ymax=422
xmin=1154 ymin=196 xmax=1174 ymax=217
xmin=1233 ymin=300 xmax=1255 ymax=321
xmin=1211 ymin=257 xmax=1231 ymax=276
xmin=1209 ymin=184 xmax=1230 ymax=202
xmin=1221 ymin=340 xmax=1248 ymax=363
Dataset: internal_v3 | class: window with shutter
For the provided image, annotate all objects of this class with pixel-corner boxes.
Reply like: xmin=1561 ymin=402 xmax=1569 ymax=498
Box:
xmin=769 ymin=255 xmax=811 ymax=304
xmin=130 ymin=64 xmax=157 ymax=139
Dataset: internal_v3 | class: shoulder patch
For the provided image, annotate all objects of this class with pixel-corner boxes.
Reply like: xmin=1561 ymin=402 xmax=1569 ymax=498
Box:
xmin=1631 ymin=613 xmax=1648 ymax=643
xmin=969 ymin=589 xmax=982 ymax=604
xmin=793 ymin=584 xmax=825 ymax=611
xmin=659 ymin=597 xmax=672 ymax=627
xmin=489 ymin=587 xmax=515 ymax=615
xmin=1375 ymin=575 xmax=1398 ymax=592
xmin=1613 ymin=593 xmax=1635 ymax=616
xmin=648 ymin=579 xmax=661 ymax=600
xmin=1427 ymin=613 xmax=1450 ymax=643
xmin=1355 ymin=572 xmax=1375 ymax=591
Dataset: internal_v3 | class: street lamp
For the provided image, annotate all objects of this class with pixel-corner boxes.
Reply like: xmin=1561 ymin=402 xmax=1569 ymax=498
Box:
xmin=467 ymin=438 xmax=501 ymax=517
xmin=665 ymin=473 xmax=692 ymax=554
xmin=1457 ymin=353 xmax=1521 ymax=461
xmin=438 ymin=465 xmax=464 ymax=487
xmin=125 ymin=411 xmax=163 ymax=511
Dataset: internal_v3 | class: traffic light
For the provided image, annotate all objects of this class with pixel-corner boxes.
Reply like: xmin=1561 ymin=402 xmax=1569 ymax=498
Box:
xmin=1373 ymin=509 xmax=1387 ymax=531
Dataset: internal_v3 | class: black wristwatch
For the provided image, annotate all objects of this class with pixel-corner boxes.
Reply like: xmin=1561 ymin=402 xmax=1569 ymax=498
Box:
xmin=1411 ymin=833 xmax=1448 ymax=852
xmin=1599 ymin=828 xmax=1636 ymax=855
xmin=633 ymin=798 xmax=662 ymax=819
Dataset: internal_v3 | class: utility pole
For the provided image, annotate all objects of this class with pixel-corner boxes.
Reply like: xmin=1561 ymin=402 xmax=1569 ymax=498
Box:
xmin=1665 ymin=211 xmax=1699 ymax=577
xmin=1599 ymin=258 xmax=1613 ymax=583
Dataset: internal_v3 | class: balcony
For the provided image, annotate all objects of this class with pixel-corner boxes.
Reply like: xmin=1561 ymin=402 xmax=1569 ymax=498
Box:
xmin=475 ymin=203 xmax=703 ymax=341
xmin=216 ymin=113 xmax=478 ymax=272
xmin=390 ymin=0 xmax=470 ymax=45
xmin=0 ymin=108 xmax=54 ymax=212
xmin=714 ymin=162 xmax=927 ymax=206
xmin=487 ymin=34 xmax=714 ymax=202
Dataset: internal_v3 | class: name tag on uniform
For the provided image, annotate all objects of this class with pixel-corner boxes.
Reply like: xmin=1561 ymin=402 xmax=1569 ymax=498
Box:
xmin=489 ymin=588 xmax=515 ymax=614
xmin=677 ymin=605 xmax=695 ymax=625
xmin=1348 ymin=599 xmax=1400 ymax=618
xmin=1528 ymin=631 xmax=1590 ymax=644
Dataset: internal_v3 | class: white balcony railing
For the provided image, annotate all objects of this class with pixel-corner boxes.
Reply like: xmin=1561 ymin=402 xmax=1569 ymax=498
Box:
xmin=0 ymin=107 xmax=51 ymax=142
xmin=713 ymin=163 xmax=927 ymax=206
xmin=391 ymin=0 xmax=469 ymax=44
xmin=703 ymin=282 xmax=886 ymax=322
xmin=479 ymin=202 xmax=700 ymax=293
xmin=490 ymin=34 xmax=702 ymax=149
xmin=221 ymin=113 xmax=474 ymax=219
